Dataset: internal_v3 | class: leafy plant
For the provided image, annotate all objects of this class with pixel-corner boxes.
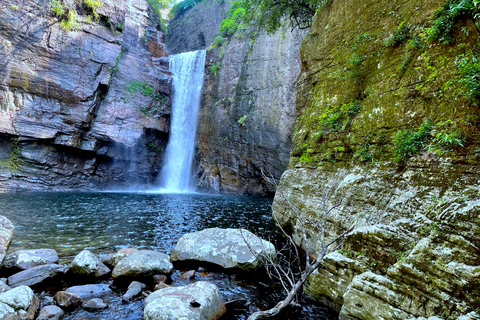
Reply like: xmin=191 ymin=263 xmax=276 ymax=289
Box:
xmin=60 ymin=9 xmax=79 ymax=31
xmin=169 ymin=0 xmax=204 ymax=20
xmin=51 ymin=0 xmax=65 ymax=17
xmin=385 ymin=21 xmax=411 ymax=47
xmin=392 ymin=120 xmax=432 ymax=163
xmin=0 ymin=138 xmax=23 ymax=172
xmin=426 ymin=0 xmax=479 ymax=44
xmin=319 ymin=100 xmax=361 ymax=131
xmin=455 ymin=51 xmax=480 ymax=104
xmin=237 ymin=114 xmax=248 ymax=126
xmin=211 ymin=62 xmax=221 ymax=76
xmin=83 ymin=0 xmax=104 ymax=19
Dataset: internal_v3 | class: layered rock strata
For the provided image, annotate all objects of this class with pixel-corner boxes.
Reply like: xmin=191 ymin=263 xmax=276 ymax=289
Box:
xmin=273 ymin=0 xmax=480 ymax=318
xmin=0 ymin=0 xmax=172 ymax=191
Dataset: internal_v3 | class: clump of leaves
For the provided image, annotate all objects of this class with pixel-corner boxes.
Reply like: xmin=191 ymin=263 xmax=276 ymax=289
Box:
xmin=392 ymin=120 xmax=433 ymax=163
xmin=385 ymin=21 xmax=411 ymax=47
xmin=320 ymin=100 xmax=361 ymax=130
xmin=455 ymin=50 xmax=480 ymax=104
xmin=169 ymin=0 xmax=204 ymax=20
xmin=237 ymin=114 xmax=248 ymax=126
xmin=211 ymin=62 xmax=221 ymax=76
xmin=60 ymin=9 xmax=79 ymax=31
xmin=427 ymin=0 xmax=479 ymax=44
xmin=51 ymin=0 xmax=65 ymax=17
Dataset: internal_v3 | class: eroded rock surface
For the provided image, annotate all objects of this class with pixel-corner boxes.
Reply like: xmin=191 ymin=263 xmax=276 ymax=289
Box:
xmin=273 ymin=0 xmax=480 ymax=318
xmin=112 ymin=250 xmax=173 ymax=280
xmin=171 ymin=228 xmax=275 ymax=271
xmin=0 ymin=0 xmax=172 ymax=191
xmin=3 ymin=249 xmax=59 ymax=271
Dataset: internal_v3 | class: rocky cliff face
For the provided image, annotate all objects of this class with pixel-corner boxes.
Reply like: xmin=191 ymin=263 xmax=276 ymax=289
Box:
xmin=166 ymin=0 xmax=306 ymax=196
xmin=273 ymin=0 xmax=480 ymax=318
xmin=0 ymin=0 xmax=171 ymax=191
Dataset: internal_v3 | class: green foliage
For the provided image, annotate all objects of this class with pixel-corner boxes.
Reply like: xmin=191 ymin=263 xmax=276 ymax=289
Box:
xmin=319 ymin=100 xmax=361 ymax=131
xmin=0 ymin=138 xmax=23 ymax=172
xmin=147 ymin=142 xmax=163 ymax=152
xmin=455 ymin=50 xmax=480 ymax=104
xmin=169 ymin=0 xmax=204 ymax=20
xmin=356 ymin=144 xmax=372 ymax=162
xmin=125 ymin=80 xmax=162 ymax=104
xmin=140 ymin=106 xmax=157 ymax=117
xmin=299 ymin=148 xmax=315 ymax=163
xmin=147 ymin=0 xmax=171 ymax=31
xmin=426 ymin=0 xmax=479 ymax=44
xmin=392 ymin=120 xmax=433 ymax=163
xmin=11 ymin=5 xmax=19 ymax=10
xmin=83 ymin=0 xmax=104 ymax=19
xmin=211 ymin=62 xmax=221 ymax=76
xmin=51 ymin=0 xmax=65 ymax=17
xmin=237 ymin=114 xmax=248 ymax=126
xmin=60 ymin=9 xmax=79 ymax=31
xmin=429 ymin=123 xmax=466 ymax=154
xmin=220 ymin=2 xmax=246 ymax=37
xmin=242 ymin=0 xmax=330 ymax=33
xmin=385 ymin=21 xmax=411 ymax=47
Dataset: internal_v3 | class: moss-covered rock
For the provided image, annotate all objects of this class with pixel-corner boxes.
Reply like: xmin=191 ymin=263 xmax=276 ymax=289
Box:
xmin=273 ymin=0 xmax=480 ymax=318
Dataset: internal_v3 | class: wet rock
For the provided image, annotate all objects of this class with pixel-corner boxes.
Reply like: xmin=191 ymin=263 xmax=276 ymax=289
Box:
xmin=181 ymin=270 xmax=195 ymax=280
xmin=55 ymin=291 xmax=82 ymax=309
xmin=82 ymin=298 xmax=108 ymax=310
xmin=3 ymin=249 xmax=59 ymax=271
xmin=154 ymin=283 xmax=170 ymax=291
xmin=7 ymin=264 xmax=65 ymax=288
xmin=0 ymin=285 xmax=39 ymax=319
xmin=112 ymin=250 xmax=173 ymax=280
xmin=42 ymin=296 xmax=55 ymax=307
xmin=0 ymin=280 xmax=10 ymax=293
xmin=101 ymin=248 xmax=138 ymax=269
xmin=122 ymin=281 xmax=146 ymax=302
xmin=67 ymin=250 xmax=110 ymax=279
xmin=0 ymin=216 xmax=14 ymax=265
xmin=153 ymin=274 xmax=167 ymax=284
xmin=65 ymin=284 xmax=112 ymax=300
xmin=144 ymin=281 xmax=226 ymax=320
xmin=37 ymin=305 xmax=64 ymax=320
xmin=171 ymin=228 xmax=276 ymax=271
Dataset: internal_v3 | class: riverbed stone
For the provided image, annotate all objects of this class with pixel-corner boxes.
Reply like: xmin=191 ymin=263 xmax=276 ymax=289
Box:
xmin=7 ymin=264 xmax=65 ymax=288
xmin=37 ymin=305 xmax=64 ymax=320
xmin=144 ymin=281 xmax=226 ymax=320
xmin=112 ymin=250 xmax=173 ymax=280
xmin=65 ymin=284 xmax=112 ymax=300
xmin=82 ymin=298 xmax=108 ymax=310
xmin=67 ymin=250 xmax=110 ymax=279
xmin=0 ymin=285 xmax=40 ymax=319
xmin=171 ymin=228 xmax=276 ymax=271
xmin=122 ymin=281 xmax=146 ymax=302
xmin=0 ymin=280 xmax=10 ymax=294
xmin=55 ymin=291 xmax=82 ymax=309
xmin=0 ymin=216 xmax=14 ymax=265
xmin=101 ymin=248 xmax=139 ymax=269
xmin=3 ymin=249 xmax=59 ymax=271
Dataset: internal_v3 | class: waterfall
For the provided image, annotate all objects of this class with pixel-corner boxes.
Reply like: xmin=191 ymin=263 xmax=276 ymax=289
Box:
xmin=159 ymin=50 xmax=206 ymax=192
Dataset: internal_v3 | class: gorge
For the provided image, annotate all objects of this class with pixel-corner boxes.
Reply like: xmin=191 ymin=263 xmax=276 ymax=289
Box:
xmin=0 ymin=0 xmax=479 ymax=319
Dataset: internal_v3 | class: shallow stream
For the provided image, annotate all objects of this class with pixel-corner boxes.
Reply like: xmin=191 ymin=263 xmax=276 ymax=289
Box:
xmin=0 ymin=192 xmax=337 ymax=319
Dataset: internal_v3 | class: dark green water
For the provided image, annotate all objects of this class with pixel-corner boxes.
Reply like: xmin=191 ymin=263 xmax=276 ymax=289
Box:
xmin=0 ymin=192 xmax=336 ymax=320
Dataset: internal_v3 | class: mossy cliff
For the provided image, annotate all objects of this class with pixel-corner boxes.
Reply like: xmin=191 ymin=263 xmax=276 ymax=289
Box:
xmin=273 ymin=0 xmax=480 ymax=318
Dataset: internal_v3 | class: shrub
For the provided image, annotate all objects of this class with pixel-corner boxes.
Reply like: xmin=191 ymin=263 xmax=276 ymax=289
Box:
xmin=211 ymin=62 xmax=221 ymax=76
xmin=51 ymin=0 xmax=65 ymax=17
xmin=392 ymin=120 xmax=432 ymax=162
xmin=169 ymin=0 xmax=204 ymax=20
xmin=455 ymin=51 xmax=480 ymax=104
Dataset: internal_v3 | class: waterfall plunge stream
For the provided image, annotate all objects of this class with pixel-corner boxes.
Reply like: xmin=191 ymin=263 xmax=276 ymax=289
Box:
xmin=159 ymin=50 xmax=206 ymax=192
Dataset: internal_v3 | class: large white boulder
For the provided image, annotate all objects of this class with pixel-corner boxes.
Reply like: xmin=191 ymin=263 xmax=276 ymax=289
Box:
xmin=171 ymin=228 xmax=276 ymax=271
xmin=112 ymin=250 xmax=173 ymax=280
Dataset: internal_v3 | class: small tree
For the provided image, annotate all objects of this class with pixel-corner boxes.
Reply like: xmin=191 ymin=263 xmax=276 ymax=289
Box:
xmin=244 ymin=173 xmax=355 ymax=320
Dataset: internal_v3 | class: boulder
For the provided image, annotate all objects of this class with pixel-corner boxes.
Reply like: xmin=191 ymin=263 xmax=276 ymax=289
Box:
xmin=67 ymin=250 xmax=110 ymax=279
xmin=0 ymin=216 xmax=14 ymax=265
xmin=112 ymin=250 xmax=173 ymax=280
xmin=144 ymin=281 xmax=226 ymax=320
xmin=55 ymin=291 xmax=82 ymax=309
xmin=7 ymin=264 xmax=65 ymax=288
xmin=65 ymin=284 xmax=112 ymax=300
xmin=82 ymin=298 xmax=108 ymax=310
xmin=171 ymin=228 xmax=276 ymax=271
xmin=37 ymin=305 xmax=64 ymax=320
xmin=3 ymin=249 xmax=59 ymax=271
xmin=0 ymin=285 xmax=39 ymax=319
xmin=0 ymin=280 xmax=10 ymax=293
xmin=101 ymin=248 xmax=138 ymax=269
xmin=122 ymin=281 xmax=146 ymax=302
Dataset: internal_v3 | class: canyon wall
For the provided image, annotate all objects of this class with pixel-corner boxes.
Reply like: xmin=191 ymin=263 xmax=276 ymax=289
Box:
xmin=166 ymin=0 xmax=306 ymax=196
xmin=0 ymin=0 xmax=171 ymax=191
xmin=273 ymin=0 xmax=480 ymax=318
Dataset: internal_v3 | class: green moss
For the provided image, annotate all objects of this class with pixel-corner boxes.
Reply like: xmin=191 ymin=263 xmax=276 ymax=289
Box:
xmin=211 ymin=62 xmax=221 ymax=76
xmin=0 ymin=138 xmax=23 ymax=172
xmin=385 ymin=21 xmax=411 ymax=47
